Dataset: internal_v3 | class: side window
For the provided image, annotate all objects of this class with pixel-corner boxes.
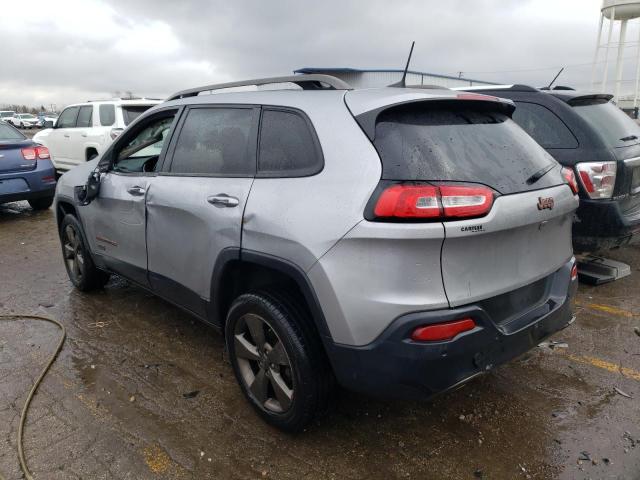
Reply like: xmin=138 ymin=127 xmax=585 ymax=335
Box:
xmin=76 ymin=106 xmax=93 ymax=128
xmin=258 ymin=109 xmax=322 ymax=177
xmin=113 ymin=114 xmax=175 ymax=173
xmin=169 ymin=107 xmax=255 ymax=176
xmin=56 ymin=107 xmax=79 ymax=128
xmin=512 ymin=102 xmax=578 ymax=149
xmin=99 ymin=104 xmax=116 ymax=126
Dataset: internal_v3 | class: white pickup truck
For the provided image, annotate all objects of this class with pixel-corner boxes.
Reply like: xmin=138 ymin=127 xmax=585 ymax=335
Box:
xmin=33 ymin=98 xmax=160 ymax=174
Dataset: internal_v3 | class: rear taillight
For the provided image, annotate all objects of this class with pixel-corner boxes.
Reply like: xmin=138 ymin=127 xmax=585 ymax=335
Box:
xmin=575 ymin=161 xmax=617 ymax=199
xmin=21 ymin=147 xmax=36 ymax=160
xmin=561 ymin=167 xmax=579 ymax=194
xmin=110 ymin=128 xmax=123 ymax=140
xmin=371 ymin=183 xmax=494 ymax=221
xmin=36 ymin=146 xmax=50 ymax=159
xmin=20 ymin=146 xmax=49 ymax=161
xmin=411 ymin=318 xmax=476 ymax=342
xmin=571 ymin=263 xmax=578 ymax=281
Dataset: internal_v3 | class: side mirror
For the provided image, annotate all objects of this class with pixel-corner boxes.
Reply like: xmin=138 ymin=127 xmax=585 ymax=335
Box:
xmin=44 ymin=120 xmax=54 ymax=128
xmin=76 ymin=170 xmax=102 ymax=205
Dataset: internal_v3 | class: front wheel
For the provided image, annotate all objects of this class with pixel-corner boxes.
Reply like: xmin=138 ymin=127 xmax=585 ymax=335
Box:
xmin=59 ymin=214 xmax=110 ymax=291
xmin=225 ymin=291 xmax=333 ymax=432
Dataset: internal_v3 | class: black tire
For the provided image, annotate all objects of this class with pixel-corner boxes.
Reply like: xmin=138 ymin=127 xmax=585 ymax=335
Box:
xmin=225 ymin=291 xmax=333 ymax=432
xmin=28 ymin=196 xmax=53 ymax=210
xmin=59 ymin=214 xmax=110 ymax=291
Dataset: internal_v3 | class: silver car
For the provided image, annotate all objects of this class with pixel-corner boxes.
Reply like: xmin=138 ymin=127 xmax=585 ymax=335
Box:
xmin=54 ymin=75 xmax=580 ymax=432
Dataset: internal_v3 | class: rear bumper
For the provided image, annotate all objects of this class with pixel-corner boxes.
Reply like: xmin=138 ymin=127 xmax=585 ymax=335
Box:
xmin=326 ymin=260 xmax=577 ymax=400
xmin=0 ymin=159 xmax=56 ymax=204
xmin=573 ymin=197 xmax=640 ymax=252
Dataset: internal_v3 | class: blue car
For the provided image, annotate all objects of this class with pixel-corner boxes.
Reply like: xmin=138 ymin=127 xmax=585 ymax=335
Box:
xmin=0 ymin=121 xmax=56 ymax=210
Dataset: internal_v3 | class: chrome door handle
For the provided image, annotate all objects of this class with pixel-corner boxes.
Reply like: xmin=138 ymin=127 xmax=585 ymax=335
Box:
xmin=81 ymin=133 xmax=87 ymax=137
xmin=207 ymin=194 xmax=239 ymax=207
xmin=63 ymin=134 xmax=70 ymax=138
xmin=127 ymin=186 xmax=146 ymax=196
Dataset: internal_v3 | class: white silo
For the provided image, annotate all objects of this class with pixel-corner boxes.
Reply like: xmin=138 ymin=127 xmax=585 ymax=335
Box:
xmin=592 ymin=0 xmax=640 ymax=105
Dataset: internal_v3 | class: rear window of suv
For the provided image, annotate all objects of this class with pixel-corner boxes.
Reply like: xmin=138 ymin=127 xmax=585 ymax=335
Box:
xmin=0 ymin=123 xmax=25 ymax=140
xmin=373 ymin=102 xmax=562 ymax=195
xmin=122 ymin=105 xmax=153 ymax=126
xmin=570 ymin=99 xmax=640 ymax=148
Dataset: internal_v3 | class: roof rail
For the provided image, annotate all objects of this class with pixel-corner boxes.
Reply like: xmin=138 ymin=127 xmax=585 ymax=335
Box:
xmin=167 ymin=74 xmax=352 ymax=101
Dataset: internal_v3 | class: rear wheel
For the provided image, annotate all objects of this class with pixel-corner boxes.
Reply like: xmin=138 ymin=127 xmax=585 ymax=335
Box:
xmin=28 ymin=196 xmax=53 ymax=210
xmin=225 ymin=291 xmax=333 ymax=432
xmin=59 ymin=214 xmax=110 ymax=291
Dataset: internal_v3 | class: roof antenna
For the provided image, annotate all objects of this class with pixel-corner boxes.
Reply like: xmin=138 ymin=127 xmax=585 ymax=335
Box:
xmin=389 ymin=41 xmax=415 ymax=88
xmin=547 ymin=67 xmax=564 ymax=90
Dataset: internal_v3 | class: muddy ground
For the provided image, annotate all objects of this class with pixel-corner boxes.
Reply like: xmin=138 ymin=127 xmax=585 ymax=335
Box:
xmin=0 ymin=202 xmax=639 ymax=480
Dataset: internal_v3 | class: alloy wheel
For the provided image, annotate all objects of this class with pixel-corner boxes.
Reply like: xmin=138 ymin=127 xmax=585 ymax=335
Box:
xmin=62 ymin=225 xmax=85 ymax=283
xmin=233 ymin=313 xmax=294 ymax=413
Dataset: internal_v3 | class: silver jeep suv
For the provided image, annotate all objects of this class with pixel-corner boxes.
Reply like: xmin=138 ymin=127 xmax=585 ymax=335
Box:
xmin=54 ymin=75 xmax=580 ymax=431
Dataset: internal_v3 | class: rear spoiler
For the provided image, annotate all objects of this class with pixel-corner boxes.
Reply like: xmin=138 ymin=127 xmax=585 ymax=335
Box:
xmin=566 ymin=93 xmax=614 ymax=106
xmin=354 ymin=95 xmax=515 ymax=141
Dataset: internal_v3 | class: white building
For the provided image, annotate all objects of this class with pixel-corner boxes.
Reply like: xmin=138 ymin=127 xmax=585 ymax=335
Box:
xmin=294 ymin=67 xmax=496 ymax=89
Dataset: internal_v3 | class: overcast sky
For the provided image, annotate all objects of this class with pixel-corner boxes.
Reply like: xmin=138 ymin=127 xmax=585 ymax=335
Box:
xmin=1 ymin=0 xmax=627 ymax=109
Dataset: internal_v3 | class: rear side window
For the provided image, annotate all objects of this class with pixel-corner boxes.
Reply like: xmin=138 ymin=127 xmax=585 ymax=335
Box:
xmin=372 ymin=102 xmax=561 ymax=195
xmin=99 ymin=104 xmax=116 ymax=126
xmin=170 ymin=107 xmax=255 ymax=176
xmin=56 ymin=107 xmax=79 ymax=128
xmin=76 ymin=106 xmax=93 ymax=128
xmin=512 ymin=102 xmax=578 ymax=149
xmin=122 ymin=106 xmax=153 ymax=126
xmin=258 ymin=109 xmax=322 ymax=177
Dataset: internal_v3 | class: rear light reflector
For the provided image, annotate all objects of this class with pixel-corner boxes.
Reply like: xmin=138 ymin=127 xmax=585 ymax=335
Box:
xmin=411 ymin=318 xmax=476 ymax=342
xmin=42 ymin=175 xmax=56 ymax=183
xmin=561 ymin=167 xmax=579 ymax=194
xmin=576 ymin=161 xmax=617 ymax=199
xmin=372 ymin=183 xmax=494 ymax=221
xmin=571 ymin=264 xmax=578 ymax=280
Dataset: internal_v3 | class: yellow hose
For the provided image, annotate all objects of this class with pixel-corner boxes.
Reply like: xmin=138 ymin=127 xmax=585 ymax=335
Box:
xmin=0 ymin=314 xmax=66 ymax=480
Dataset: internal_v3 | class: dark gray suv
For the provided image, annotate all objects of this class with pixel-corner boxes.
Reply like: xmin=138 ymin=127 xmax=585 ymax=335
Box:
xmin=54 ymin=75 xmax=579 ymax=431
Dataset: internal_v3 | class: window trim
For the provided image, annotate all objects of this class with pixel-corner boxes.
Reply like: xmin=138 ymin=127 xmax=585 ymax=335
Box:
xmin=160 ymin=104 xmax=260 ymax=178
xmin=256 ymin=106 xmax=324 ymax=178
xmin=56 ymin=106 xmax=81 ymax=129
xmin=98 ymin=106 xmax=183 ymax=177
xmin=513 ymin=101 xmax=579 ymax=150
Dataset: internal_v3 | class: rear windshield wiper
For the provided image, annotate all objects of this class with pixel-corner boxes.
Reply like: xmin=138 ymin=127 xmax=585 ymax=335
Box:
xmin=526 ymin=163 xmax=556 ymax=185
xmin=620 ymin=135 xmax=638 ymax=142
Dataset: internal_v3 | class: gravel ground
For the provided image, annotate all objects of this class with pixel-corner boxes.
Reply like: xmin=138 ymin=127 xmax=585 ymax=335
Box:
xmin=0 ymin=202 xmax=639 ymax=480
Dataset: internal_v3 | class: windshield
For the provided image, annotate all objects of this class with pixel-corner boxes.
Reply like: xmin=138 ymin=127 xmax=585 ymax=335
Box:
xmin=572 ymin=99 xmax=640 ymax=148
xmin=372 ymin=102 xmax=562 ymax=195
xmin=1 ymin=112 xmax=15 ymax=118
xmin=0 ymin=123 xmax=25 ymax=141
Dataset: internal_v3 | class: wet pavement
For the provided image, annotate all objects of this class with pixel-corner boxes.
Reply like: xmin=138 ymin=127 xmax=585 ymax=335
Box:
xmin=0 ymin=201 xmax=639 ymax=480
